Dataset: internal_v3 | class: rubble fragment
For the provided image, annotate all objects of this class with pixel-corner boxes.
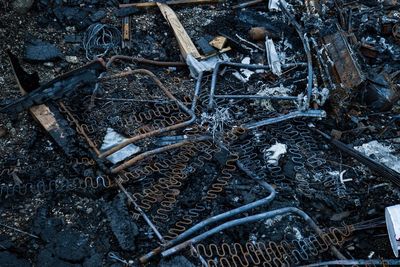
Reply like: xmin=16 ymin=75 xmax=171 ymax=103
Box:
xmin=24 ymin=40 xmax=63 ymax=62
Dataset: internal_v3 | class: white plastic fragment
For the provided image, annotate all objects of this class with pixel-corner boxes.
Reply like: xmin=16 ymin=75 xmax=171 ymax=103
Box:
xmin=265 ymin=38 xmax=282 ymax=76
xmin=263 ymin=142 xmax=287 ymax=166
xmin=232 ymin=57 xmax=254 ymax=82
xmin=100 ymin=128 xmax=141 ymax=164
xmin=385 ymin=204 xmax=400 ymax=257
xmin=186 ymin=53 xmax=230 ymax=79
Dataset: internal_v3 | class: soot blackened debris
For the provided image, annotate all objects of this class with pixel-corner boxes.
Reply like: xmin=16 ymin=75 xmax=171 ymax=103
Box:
xmin=104 ymin=193 xmax=139 ymax=252
xmin=1 ymin=0 xmax=400 ymax=266
xmin=24 ymin=40 xmax=63 ymax=62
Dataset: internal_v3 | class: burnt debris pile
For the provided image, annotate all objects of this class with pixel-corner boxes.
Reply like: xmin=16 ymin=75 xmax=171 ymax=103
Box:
xmin=0 ymin=0 xmax=400 ymax=266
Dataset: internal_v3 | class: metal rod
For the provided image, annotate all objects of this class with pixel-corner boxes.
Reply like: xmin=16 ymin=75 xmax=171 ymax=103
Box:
xmin=232 ymin=0 xmax=264 ymax=9
xmin=111 ymin=136 xmax=211 ymax=173
xmin=161 ymin=207 xmax=346 ymax=259
xmin=0 ymin=222 xmax=39 ymax=239
xmin=105 ymin=55 xmax=186 ymax=68
xmin=191 ymin=71 xmax=204 ymax=112
xmin=116 ymin=179 xmax=165 ymax=242
xmin=242 ymin=110 xmax=326 ymax=129
xmin=207 ymin=62 xmax=306 ymax=110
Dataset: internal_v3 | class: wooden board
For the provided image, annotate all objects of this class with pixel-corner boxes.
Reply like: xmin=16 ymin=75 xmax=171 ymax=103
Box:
xmin=157 ymin=3 xmax=201 ymax=59
xmin=5 ymin=52 xmax=106 ymax=155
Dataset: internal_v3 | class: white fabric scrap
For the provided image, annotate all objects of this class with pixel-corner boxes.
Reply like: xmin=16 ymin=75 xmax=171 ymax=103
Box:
xmin=263 ymin=142 xmax=287 ymax=166
xmin=100 ymin=128 xmax=141 ymax=164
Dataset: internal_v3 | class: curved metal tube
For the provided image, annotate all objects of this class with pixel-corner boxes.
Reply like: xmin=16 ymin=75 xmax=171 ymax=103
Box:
xmin=105 ymin=55 xmax=187 ymax=68
xmin=161 ymin=207 xmax=346 ymax=260
xmin=279 ymin=1 xmax=313 ymax=106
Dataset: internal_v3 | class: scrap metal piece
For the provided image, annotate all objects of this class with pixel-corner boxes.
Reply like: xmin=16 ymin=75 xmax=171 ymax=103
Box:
xmin=386 ymin=204 xmax=400 ymax=257
xmin=322 ymin=25 xmax=364 ymax=88
xmin=121 ymin=0 xmax=131 ymax=49
xmin=243 ymin=110 xmax=326 ymax=129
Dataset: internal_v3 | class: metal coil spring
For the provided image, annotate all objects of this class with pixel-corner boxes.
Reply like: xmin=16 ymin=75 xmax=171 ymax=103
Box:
xmin=152 ymin=140 xmax=219 ymax=224
xmin=165 ymin=130 xmax=243 ymax=240
xmin=0 ymin=176 xmax=112 ymax=198
xmin=134 ymin=145 xmax=195 ymax=211
xmin=195 ymin=224 xmax=354 ymax=267
xmin=132 ymin=103 xmax=179 ymax=123
xmin=205 ymin=154 xmax=239 ymax=201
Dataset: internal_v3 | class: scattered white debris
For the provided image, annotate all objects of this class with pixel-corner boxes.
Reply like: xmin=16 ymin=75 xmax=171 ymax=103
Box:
xmin=65 ymin=55 xmax=79 ymax=64
xmin=265 ymin=38 xmax=282 ymax=76
xmin=292 ymin=227 xmax=303 ymax=240
xmin=368 ymin=251 xmax=375 ymax=259
xmin=100 ymin=128 xmax=141 ymax=164
xmin=312 ymin=87 xmax=330 ymax=106
xmin=385 ymin=204 xmax=400 ymax=257
xmin=354 ymin=140 xmax=400 ymax=173
xmin=232 ymin=57 xmax=255 ymax=82
xmin=263 ymin=142 xmax=287 ymax=166
xmin=264 ymin=215 xmax=283 ymax=226
xmin=249 ymin=234 xmax=257 ymax=244
xmin=256 ymin=84 xmax=292 ymax=111
xmin=200 ymin=108 xmax=232 ymax=138
xmin=186 ymin=53 xmax=230 ymax=79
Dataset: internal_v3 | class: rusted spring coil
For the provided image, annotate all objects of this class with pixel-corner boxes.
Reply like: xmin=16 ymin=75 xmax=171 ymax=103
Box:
xmin=99 ymin=70 xmax=196 ymax=162
xmin=131 ymin=141 xmax=206 ymax=210
xmin=140 ymin=156 xmax=276 ymax=263
xmin=153 ymin=129 xmax=242 ymax=245
xmin=195 ymin=224 xmax=353 ymax=267
xmin=0 ymin=176 xmax=112 ymax=198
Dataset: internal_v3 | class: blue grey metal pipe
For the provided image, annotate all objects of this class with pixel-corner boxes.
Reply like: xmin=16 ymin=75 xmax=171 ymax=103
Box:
xmin=161 ymin=207 xmax=346 ymax=260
